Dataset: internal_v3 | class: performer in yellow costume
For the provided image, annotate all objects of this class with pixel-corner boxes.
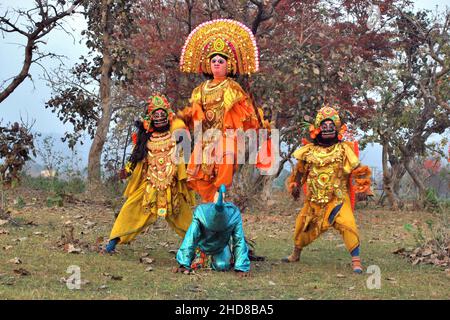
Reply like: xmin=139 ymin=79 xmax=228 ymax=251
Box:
xmin=105 ymin=94 xmax=195 ymax=253
xmin=282 ymin=106 xmax=372 ymax=273
xmin=178 ymin=19 xmax=271 ymax=203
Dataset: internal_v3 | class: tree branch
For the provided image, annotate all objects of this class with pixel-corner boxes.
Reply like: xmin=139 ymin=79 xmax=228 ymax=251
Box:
xmin=0 ymin=0 xmax=85 ymax=104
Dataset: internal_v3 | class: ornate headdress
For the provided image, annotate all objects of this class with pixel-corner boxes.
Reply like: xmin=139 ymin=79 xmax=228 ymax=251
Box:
xmin=146 ymin=94 xmax=173 ymax=115
xmin=309 ymin=105 xmax=347 ymax=140
xmin=180 ymin=19 xmax=259 ymax=75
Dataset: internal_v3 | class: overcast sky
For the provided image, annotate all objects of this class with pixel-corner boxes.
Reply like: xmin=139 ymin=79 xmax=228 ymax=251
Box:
xmin=0 ymin=0 xmax=449 ymax=168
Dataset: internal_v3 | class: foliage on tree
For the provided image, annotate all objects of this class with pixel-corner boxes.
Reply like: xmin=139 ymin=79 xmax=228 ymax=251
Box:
xmin=0 ymin=122 xmax=36 ymax=188
xmin=359 ymin=8 xmax=450 ymax=209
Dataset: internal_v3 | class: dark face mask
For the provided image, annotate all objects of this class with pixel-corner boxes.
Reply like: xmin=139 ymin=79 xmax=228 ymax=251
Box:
xmin=151 ymin=109 xmax=170 ymax=132
xmin=316 ymin=119 xmax=338 ymax=146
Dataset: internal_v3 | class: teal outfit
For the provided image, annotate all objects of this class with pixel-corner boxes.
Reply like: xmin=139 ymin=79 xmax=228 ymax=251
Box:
xmin=176 ymin=185 xmax=250 ymax=272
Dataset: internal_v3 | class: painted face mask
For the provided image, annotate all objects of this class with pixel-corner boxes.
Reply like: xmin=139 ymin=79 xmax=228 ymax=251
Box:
xmin=310 ymin=105 xmax=347 ymax=143
xmin=152 ymin=108 xmax=169 ymax=129
xmin=319 ymin=119 xmax=337 ymax=140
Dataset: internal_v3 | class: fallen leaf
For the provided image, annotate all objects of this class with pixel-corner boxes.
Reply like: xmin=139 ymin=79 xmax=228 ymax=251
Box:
xmin=13 ymin=268 xmax=30 ymax=276
xmin=386 ymin=277 xmax=397 ymax=283
xmin=140 ymin=257 xmax=154 ymax=264
xmin=336 ymin=274 xmax=346 ymax=278
xmin=268 ymin=281 xmax=276 ymax=286
xmin=145 ymin=266 xmax=153 ymax=272
xmin=85 ymin=221 xmax=96 ymax=228
xmin=13 ymin=237 xmax=27 ymax=242
xmin=33 ymin=232 xmax=44 ymax=236
xmin=102 ymin=273 xmax=123 ymax=281
xmin=0 ymin=220 xmax=8 ymax=226
xmin=9 ymin=257 xmax=22 ymax=264
xmin=187 ymin=285 xmax=203 ymax=292
xmin=65 ymin=244 xmax=82 ymax=254
xmin=3 ymin=245 xmax=13 ymax=251
xmin=348 ymin=286 xmax=355 ymax=291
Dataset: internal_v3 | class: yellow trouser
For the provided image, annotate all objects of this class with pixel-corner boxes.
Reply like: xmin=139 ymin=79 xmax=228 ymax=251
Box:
xmin=109 ymin=162 xmax=194 ymax=244
xmin=293 ymin=195 xmax=360 ymax=253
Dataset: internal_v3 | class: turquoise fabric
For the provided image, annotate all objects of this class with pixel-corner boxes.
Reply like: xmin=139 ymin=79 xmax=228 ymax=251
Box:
xmin=176 ymin=197 xmax=250 ymax=272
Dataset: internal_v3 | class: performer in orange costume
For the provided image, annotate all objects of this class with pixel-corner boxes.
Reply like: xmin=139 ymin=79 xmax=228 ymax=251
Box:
xmin=178 ymin=19 xmax=271 ymax=203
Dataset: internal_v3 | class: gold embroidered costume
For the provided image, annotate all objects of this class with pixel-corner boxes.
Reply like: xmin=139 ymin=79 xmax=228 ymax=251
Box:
xmin=289 ymin=141 xmax=361 ymax=252
xmin=109 ymin=96 xmax=195 ymax=244
xmin=286 ymin=106 xmax=372 ymax=263
xmin=178 ymin=19 xmax=271 ymax=202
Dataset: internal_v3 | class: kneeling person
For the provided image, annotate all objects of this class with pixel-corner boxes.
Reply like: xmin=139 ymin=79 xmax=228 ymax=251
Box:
xmin=175 ymin=185 xmax=250 ymax=277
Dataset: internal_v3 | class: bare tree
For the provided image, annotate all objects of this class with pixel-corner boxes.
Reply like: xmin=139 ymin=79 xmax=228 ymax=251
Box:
xmin=0 ymin=0 xmax=85 ymax=104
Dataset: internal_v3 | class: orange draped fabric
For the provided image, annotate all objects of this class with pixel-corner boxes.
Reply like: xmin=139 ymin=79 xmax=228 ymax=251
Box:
xmin=181 ymin=78 xmax=266 ymax=202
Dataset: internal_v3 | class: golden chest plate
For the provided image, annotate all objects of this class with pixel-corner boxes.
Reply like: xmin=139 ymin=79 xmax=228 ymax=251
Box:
xmin=201 ymin=80 xmax=227 ymax=130
xmin=305 ymin=144 xmax=346 ymax=205
xmin=146 ymin=133 xmax=177 ymax=192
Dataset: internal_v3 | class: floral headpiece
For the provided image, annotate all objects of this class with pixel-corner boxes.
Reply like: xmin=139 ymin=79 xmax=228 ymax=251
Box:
xmin=309 ymin=105 xmax=347 ymax=140
xmin=180 ymin=19 xmax=259 ymax=75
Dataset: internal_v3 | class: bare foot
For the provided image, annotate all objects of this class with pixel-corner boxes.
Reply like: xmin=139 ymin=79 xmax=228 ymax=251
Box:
xmin=235 ymin=271 xmax=250 ymax=278
xmin=172 ymin=266 xmax=191 ymax=274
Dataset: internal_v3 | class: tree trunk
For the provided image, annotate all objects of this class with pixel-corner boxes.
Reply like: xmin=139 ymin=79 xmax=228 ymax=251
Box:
xmin=392 ymin=167 xmax=404 ymax=196
xmin=87 ymin=0 xmax=113 ymax=193
xmin=398 ymin=144 xmax=428 ymax=205
xmin=403 ymin=157 xmax=427 ymax=202
xmin=391 ymin=163 xmax=406 ymax=209
xmin=381 ymin=142 xmax=400 ymax=210
xmin=260 ymin=175 xmax=275 ymax=202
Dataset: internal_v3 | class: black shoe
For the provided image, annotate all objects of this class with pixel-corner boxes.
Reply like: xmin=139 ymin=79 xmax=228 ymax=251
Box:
xmin=249 ymin=249 xmax=266 ymax=261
